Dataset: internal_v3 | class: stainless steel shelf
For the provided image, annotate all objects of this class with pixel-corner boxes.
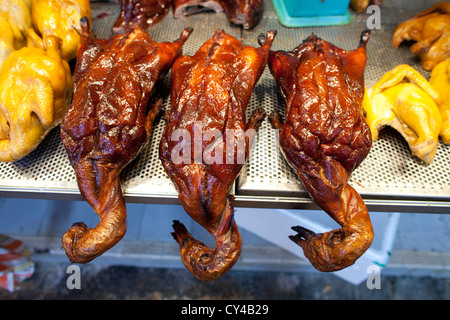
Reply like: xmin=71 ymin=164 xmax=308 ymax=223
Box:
xmin=0 ymin=0 xmax=449 ymax=213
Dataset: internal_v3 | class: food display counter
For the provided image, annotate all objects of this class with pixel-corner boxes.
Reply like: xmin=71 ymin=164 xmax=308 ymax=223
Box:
xmin=0 ymin=0 xmax=448 ymax=214
xmin=1 ymin=0 xmax=450 ymax=289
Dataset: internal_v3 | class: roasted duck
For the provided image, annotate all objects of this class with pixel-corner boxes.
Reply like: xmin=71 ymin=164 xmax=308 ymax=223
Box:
xmin=0 ymin=29 xmax=72 ymax=162
xmin=173 ymin=0 xmax=223 ymax=18
xmin=430 ymin=57 xmax=450 ymax=144
xmin=220 ymin=0 xmax=262 ymax=29
xmin=393 ymin=1 xmax=450 ymax=71
xmin=60 ymin=17 xmax=192 ymax=263
xmin=268 ymin=31 xmax=373 ymax=272
xmin=363 ymin=64 xmax=442 ymax=164
xmin=173 ymin=0 xmax=262 ymax=29
xmin=112 ymin=0 xmax=171 ymax=34
xmin=31 ymin=0 xmax=92 ymax=61
xmin=350 ymin=0 xmax=383 ymax=13
xmin=160 ymin=29 xmax=276 ymax=281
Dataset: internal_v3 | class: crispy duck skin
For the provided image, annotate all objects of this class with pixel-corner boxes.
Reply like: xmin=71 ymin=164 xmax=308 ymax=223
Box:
xmin=393 ymin=1 xmax=450 ymax=71
xmin=268 ymin=31 xmax=374 ymax=272
xmin=160 ymin=29 xmax=276 ymax=281
xmin=112 ymin=0 xmax=171 ymax=34
xmin=172 ymin=0 xmax=262 ymax=29
xmin=220 ymin=0 xmax=262 ymax=29
xmin=173 ymin=0 xmax=223 ymax=18
xmin=60 ymin=17 xmax=192 ymax=263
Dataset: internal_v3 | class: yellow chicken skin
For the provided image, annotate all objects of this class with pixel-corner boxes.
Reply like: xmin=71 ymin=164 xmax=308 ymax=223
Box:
xmin=0 ymin=14 xmax=15 ymax=70
xmin=393 ymin=2 xmax=450 ymax=71
xmin=363 ymin=64 xmax=442 ymax=164
xmin=0 ymin=0 xmax=32 ymax=68
xmin=430 ymin=57 xmax=450 ymax=144
xmin=0 ymin=0 xmax=32 ymax=49
xmin=0 ymin=29 xmax=73 ymax=162
xmin=31 ymin=0 xmax=91 ymax=61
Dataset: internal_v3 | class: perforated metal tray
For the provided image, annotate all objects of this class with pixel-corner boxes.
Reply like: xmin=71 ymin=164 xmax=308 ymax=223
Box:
xmin=0 ymin=0 xmax=449 ymax=213
xmin=238 ymin=0 xmax=450 ymax=206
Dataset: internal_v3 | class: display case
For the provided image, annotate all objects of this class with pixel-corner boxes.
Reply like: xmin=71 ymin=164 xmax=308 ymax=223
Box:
xmin=0 ymin=0 xmax=448 ymax=286
xmin=0 ymin=0 xmax=448 ymax=214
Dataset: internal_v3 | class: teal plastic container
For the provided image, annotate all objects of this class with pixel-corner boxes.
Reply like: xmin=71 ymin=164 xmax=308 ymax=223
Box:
xmin=272 ymin=0 xmax=353 ymax=27
xmin=284 ymin=0 xmax=350 ymax=17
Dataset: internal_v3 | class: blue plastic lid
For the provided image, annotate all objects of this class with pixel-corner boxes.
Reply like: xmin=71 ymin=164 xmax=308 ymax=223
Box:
xmin=272 ymin=0 xmax=354 ymax=27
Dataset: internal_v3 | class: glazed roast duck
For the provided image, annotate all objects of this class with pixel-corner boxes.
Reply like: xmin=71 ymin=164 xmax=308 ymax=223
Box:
xmin=269 ymin=31 xmax=374 ymax=272
xmin=173 ymin=0 xmax=262 ymax=29
xmin=160 ymin=29 xmax=276 ymax=281
xmin=60 ymin=15 xmax=192 ymax=263
xmin=112 ymin=0 xmax=171 ymax=34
